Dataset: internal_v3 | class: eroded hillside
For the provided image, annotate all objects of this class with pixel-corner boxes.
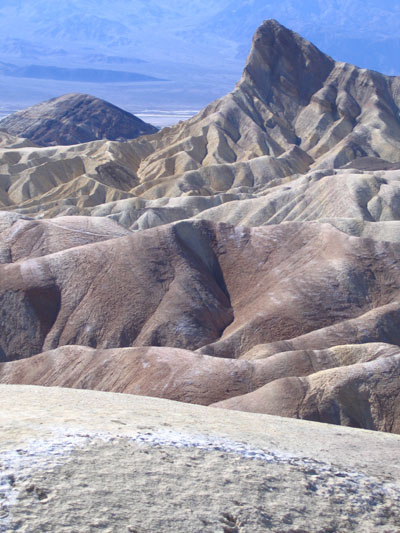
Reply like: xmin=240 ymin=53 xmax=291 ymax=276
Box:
xmin=1 ymin=20 xmax=400 ymax=433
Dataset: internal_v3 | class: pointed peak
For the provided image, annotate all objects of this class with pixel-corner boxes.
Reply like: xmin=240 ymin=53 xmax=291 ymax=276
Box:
xmin=239 ymin=19 xmax=335 ymax=107
xmin=246 ymin=19 xmax=333 ymax=71
xmin=257 ymin=19 xmax=290 ymax=32
xmin=252 ymin=19 xmax=314 ymax=50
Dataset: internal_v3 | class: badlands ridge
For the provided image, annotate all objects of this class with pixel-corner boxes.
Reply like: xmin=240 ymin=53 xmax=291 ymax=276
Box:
xmin=1 ymin=20 xmax=400 ymax=434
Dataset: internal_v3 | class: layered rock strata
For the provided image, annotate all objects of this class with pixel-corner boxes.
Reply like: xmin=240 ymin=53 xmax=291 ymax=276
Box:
xmin=1 ymin=20 xmax=400 ymax=433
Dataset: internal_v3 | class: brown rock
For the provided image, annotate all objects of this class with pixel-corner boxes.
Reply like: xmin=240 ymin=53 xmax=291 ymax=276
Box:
xmin=0 ymin=342 xmax=396 ymax=413
xmin=214 ymin=354 xmax=400 ymax=433
xmin=2 ymin=219 xmax=400 ymax=366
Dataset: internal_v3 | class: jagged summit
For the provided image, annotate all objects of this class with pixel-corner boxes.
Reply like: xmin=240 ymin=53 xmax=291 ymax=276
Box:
xmin=232 ymin=18 xmax=400 ymax=167
xmin=240 ymin=20 xmax=334 ymax=112
xmin=0 ymin=93 xmax=158 ymax=146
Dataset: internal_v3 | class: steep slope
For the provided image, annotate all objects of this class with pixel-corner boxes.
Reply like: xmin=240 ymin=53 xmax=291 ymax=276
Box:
xmin=0 ymin=93 xmax=158 ymax=146
xmin=127 ymin=19 xmax=400 ymax=192
xmin=2 ymin=218 xmax=400 ymax=391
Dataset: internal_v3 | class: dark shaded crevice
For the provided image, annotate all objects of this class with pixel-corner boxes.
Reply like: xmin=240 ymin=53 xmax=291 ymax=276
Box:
xmin=0 ymin=285 xmax=62 ymax=361
xmin=172 ymin=221 xmax=231 ymax=303
xmin=26 ymin=285 xmax=61 ymax=341
xmin=172 ymin=221 xmax=235 ymax=346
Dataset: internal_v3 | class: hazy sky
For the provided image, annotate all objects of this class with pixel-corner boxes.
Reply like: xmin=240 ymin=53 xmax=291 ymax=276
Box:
xmin=1 ymin=1 xmax=399 ymax=69
xmin=0 ymin=1 xmax=399 ymax=117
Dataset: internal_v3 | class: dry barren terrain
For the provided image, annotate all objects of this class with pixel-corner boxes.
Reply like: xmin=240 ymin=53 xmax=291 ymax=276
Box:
xmin=1 ymin=20 xmax=400 ymax=437
xmin=1 ymin=385 xmax=400 ymax=532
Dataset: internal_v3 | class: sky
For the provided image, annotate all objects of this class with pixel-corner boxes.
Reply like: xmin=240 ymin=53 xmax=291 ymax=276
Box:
xmin=0 ymin=1 xmax=399 ymax=124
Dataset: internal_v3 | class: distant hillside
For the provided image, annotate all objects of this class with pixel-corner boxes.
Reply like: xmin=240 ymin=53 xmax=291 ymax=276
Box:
xmin=0 ymin=63 xmax=164 ymax=83
xmin=0 ymin=93 xmax=158 ymax=146
xmin=0 ymin=1 xmax=399 ymax=112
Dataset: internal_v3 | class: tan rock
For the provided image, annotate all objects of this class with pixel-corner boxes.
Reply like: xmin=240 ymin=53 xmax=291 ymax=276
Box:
xmin=1 ymin=385 xmax=400 ymax=532
xmin=214 ymin=354 xmax=400 ymax=433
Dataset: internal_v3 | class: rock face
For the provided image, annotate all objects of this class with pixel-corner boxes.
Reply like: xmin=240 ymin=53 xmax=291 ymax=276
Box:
xmin=1 ymin=20 xmax=400 ymax=434
xmin=3 ymin=219 xmax=400 ymax=361
xmin=214 ymin=354 xmax=400 ymax=433
xmin=0 ymin=93 xmax=158 ymax=146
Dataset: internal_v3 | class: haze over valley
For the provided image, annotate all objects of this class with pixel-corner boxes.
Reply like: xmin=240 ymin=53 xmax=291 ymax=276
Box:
xmin=1 ymin=0 xmax=400 ymax=123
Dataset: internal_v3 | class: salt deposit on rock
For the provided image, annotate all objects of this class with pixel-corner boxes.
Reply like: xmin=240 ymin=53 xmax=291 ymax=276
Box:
xmin=0 ymin=385 xmax=399 ymax=532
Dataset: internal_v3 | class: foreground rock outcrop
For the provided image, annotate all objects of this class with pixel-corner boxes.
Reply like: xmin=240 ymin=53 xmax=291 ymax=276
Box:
xmin=214 ymin=353 xmax=400 ymax=433
xmin=0 ymin=93 xmax=158 ymax=146
xmin=0 ymin=386 xmax=399 ymax=532
xmin=1 ymin=344 xmax=399 ymax=433
xmin=1 ymin=20 xmax=400 ymax=434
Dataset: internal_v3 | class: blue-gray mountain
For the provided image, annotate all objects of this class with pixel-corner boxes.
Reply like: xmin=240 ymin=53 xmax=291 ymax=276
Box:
xmin=0 ymin=93 xmax=158 ymax=146
xmin=0 ymin=0 xmax=399 ymax=111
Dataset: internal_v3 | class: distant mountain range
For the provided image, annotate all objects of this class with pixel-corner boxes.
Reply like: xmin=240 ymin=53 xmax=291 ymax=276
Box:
xmin=0 ymin=1 xmax=399 ymax=112
xmin=0 ymin=63 xmax=164 ymax=83
xmin=0 ymin=1 xmax=399 ymax=70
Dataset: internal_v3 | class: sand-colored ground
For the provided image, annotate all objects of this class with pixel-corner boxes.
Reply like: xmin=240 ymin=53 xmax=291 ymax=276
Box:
xmin=0 ymin=385 xmax=400 ymax=532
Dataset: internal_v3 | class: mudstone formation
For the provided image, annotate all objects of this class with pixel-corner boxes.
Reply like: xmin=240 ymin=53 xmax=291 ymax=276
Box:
xmin=1 ymin=20 xmax=400 ymax=434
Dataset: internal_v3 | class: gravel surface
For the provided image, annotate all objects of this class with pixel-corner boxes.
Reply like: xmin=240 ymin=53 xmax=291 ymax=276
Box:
xmin=1 ymin=385 xmax=400 ymax=532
